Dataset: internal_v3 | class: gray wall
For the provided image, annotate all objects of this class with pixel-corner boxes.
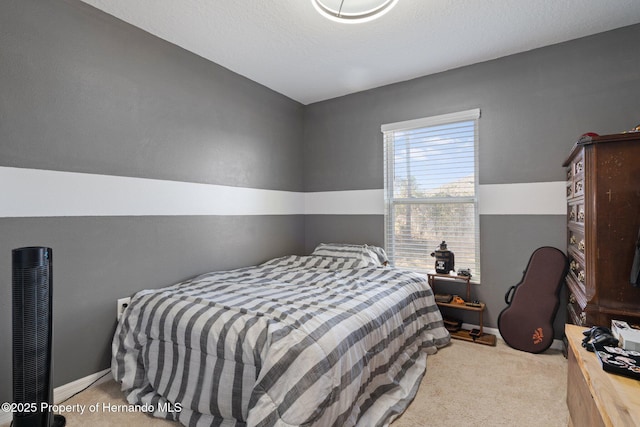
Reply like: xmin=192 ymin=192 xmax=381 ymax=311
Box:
xmin=0 ymin=0 xmax=304 ymax=404
xmin=1 ymin=0 xmax=303 ymax=190
xmin=303 ymin=24 xmax=640 ymax=331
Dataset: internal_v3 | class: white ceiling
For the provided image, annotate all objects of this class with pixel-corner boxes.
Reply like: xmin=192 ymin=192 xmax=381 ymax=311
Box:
xmin=79 ymin=0 xmax=640 ymax=105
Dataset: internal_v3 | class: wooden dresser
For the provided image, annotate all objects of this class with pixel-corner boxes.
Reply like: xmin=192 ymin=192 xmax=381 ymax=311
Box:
xmin=566 ymin=324 xmax=640 ymax=426
xmin=563 ymin=132 xmax=640 ymax=328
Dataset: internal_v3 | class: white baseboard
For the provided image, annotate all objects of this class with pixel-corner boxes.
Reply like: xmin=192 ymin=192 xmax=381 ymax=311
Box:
xmin=52 ymin=368 xmax=112 ymax=404
xmin=0 ymin=368 xmax=112 ymax=425
xmin=461 ymin=323 xmax=564 ymax=351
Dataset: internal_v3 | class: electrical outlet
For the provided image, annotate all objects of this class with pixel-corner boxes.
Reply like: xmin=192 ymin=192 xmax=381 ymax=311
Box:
xmin=117 ymin=297 xmax=131 ymax=321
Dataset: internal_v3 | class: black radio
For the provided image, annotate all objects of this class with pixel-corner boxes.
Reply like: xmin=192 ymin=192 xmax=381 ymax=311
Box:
xmin=430 ymin=241 xmax=455 ymax=274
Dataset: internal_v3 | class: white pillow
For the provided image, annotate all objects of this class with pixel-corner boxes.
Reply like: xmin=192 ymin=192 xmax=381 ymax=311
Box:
xmin=311 ymin=243 xmax=389 ymax=266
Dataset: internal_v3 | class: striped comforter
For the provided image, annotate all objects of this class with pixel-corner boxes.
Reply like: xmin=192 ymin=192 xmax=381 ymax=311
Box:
xmin=111 ymin=255 xmax=450 ymax=427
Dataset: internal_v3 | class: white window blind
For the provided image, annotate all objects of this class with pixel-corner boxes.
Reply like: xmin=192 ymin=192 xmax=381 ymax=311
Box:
xmin=382 ymin=109 xmax=480 ymax=280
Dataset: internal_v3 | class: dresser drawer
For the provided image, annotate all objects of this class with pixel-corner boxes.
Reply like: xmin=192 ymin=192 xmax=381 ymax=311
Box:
xmin=568 ymin=228 xmax=585 ymax=257
xmin=567 ymin=302 xmax=586 ymax=326
xmin=566 ymin=268 xmax=587 ymax=303
xmin=567 ymin=199 xmax=585 ymax=225
xmin=566 ymin=149 xmax=584 ymax=179
xmin=572 ymin=177 xmax=584 ymax=198
xmin=566 ymin=149 xmax=585 ymax=200
xmin=568 ymin=256 xmax=586 ymax=289
xmin=572 ymin=151 xmax=584 ymax=176
xmin=568 ymin=292 xmax=587 ymax=326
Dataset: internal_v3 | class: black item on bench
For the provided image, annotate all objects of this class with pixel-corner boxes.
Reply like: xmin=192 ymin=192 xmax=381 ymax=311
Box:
xmin=594 ymin=344 xmax=640 ymax=380
xmin=581 ymin=326 xmax=618 ymax=352
xmin=497 ymin=247 xmax=568 ymax=353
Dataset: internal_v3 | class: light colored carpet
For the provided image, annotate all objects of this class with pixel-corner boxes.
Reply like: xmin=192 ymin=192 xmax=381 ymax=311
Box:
xmin=391 ymin=339 xmax=568 ymax=427
xmin=2 ymin=339 xmax=567 ymax=426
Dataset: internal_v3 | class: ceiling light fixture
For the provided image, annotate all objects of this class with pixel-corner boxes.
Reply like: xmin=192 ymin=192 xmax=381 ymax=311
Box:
xmin=311 ymin=0 xmax=399 ymax=24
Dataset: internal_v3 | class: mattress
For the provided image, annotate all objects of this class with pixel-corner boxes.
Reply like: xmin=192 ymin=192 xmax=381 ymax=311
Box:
xmin=112 ymin=255 xmax=450 ymax=426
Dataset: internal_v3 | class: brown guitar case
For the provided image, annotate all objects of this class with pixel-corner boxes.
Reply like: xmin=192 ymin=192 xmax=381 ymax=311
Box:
xmin=497 ymin=247 xmax=567 ymax=353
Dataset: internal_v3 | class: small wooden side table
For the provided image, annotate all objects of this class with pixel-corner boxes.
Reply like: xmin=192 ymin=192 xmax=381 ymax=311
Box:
xmin=428 ymin=272 xmax=496 ymax=346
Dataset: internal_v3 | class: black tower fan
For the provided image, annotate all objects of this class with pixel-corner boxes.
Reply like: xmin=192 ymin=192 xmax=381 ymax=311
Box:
xmin=12 ymin=247 xmax=65 ymax=427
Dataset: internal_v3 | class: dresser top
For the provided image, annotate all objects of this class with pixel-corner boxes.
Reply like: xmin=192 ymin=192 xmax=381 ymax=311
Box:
xmin=563 ymin=132 xmax=640 ymax=166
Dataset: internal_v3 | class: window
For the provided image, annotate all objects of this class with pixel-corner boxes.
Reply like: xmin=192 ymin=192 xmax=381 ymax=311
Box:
xmin=382 ymin=109 xmax=480 ymax=280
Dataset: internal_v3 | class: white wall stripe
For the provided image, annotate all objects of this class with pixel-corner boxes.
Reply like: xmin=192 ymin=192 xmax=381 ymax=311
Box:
xmin=304 ymin=183 xmax=565 ymax=216
xmin=304 ymin=189 xmax=385 ymax=215
xmin=478 ymin=181 xmax=566 ymax=215
xmin=1 ymin=167 xmax=566 ymax=217
xmin=305 ymin=181 xmax=567 ymax=215
xmin=0 ymin=167 xmax=304 ymax=217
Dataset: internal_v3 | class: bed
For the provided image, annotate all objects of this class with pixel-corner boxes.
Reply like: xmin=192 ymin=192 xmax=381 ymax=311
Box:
xmin=111 ymin=244 xmax=450 ymax=427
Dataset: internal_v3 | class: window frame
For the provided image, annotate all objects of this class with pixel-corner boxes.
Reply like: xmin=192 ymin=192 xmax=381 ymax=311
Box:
xmin=382 ymin=108 xmax=481 ymax=280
